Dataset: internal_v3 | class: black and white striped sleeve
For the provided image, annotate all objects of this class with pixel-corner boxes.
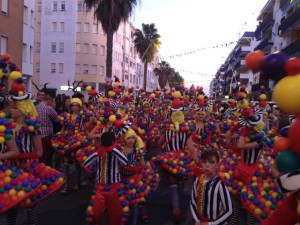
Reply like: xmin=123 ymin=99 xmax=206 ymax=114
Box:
xmin=277 ymin=169 xmax=300 ymax=193
xmin=210 ymin=181 xmax=233 ymax=225
xmin=190 ymin=177 xmax=200 ymax=222
xmin=112 ymin=148 xmax=128 ymax=166
xmin=83 ymin=152 xmax=98 ymax=170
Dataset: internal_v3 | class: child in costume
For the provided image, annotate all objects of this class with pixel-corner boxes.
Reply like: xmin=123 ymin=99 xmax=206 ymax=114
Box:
xmin=82 ymin=131 xmax=129 ymax=225
xmin=190 ymin=149 xmax=233 ymax=225
xmin=154 ymin=89 xmax=199 ymax=224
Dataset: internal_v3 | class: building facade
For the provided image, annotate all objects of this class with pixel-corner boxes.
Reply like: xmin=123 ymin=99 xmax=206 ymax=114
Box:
xmin=32 ymin=0 xmax=158 ymax=96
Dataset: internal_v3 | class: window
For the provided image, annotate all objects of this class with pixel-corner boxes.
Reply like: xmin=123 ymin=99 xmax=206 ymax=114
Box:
xmin=59 ymin=42 xmax=64 ymax=53
xmin=91 ymin=65 xmax=97 ymax=75
xmin=99 ymin=66 xmax=104 ymax=76
xmin=51 ymin=63 xmax=56 ymax=73
xmin=51 ymin=22 xmax=57 ymax=32
xmin=83 ymin=64 xmax=89 ymax=74
xmin=77 ymin=1 xmax=82 ymax=11
xmin=59 ymin=22 xmax=65 ymax=32
xmin=36 ymin=42 xmax=40 ymax=52
xmin=61 ymin=1 xmax=65 ymax=11
xmin=76 ymin=43 xmax=81 ymax=53
xmin=51 ymin=42 xmax=56 ymax=53
xmin=100 ymin=45 xmax=105 ymax=55
xmin=37 ymin=2 xmax=42 ymax=12
xmin=36 ymin=63 xmax=40 ymax=73
xmin=53 ymin=1 xmax=58 ymax=11
xmin=83 ymin=43 xmax=89 ymax=54
xmin=84 ymin=23 xmax=90 ymax=33
xmin=23 ymin=6 xmax=28 ymax=24
xmin=0 ymin=36 xmax=8 ymax=55
xmin=92 ymin=44 xmax=97 ymax=54
xmin=85 ymin=4 xmax=91 ymax=12
xmin=76 ymin=22 xmax=81 ymax=32
xmin=75 ymin=64 xmax=80 ymax=74
xmin=92 ymin=24 xmax=98 ymax=34
xmin=30 ymin=46 xmax=33 ymax=63
xmin=30 ymin=10 xmax=34 ymax=27
xmin=58 ymin=63 xmax=64 ymax=73
xmin=1 ymin=0 xmax=8 ymax=13
xmin=22 ymin=44 xmax=27 ymax=62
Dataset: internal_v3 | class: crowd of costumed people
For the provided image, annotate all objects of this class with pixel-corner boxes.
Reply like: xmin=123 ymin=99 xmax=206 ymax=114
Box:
xmin=0 ymin=50 xmax=300 ymax=225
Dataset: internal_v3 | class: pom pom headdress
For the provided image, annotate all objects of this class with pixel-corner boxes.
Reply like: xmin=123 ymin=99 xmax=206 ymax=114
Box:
xmin=236 ymin=86 xmax=263 ymax=127
xmin=0 ymin=53 xmax=32 ymax=101
xmin=194 ymin=87 xmax=209 ymax=111
xmin=109 ymin=114 xmax=132 ymax=137
xmin=258 ymin=86 xmax=271 ymax=112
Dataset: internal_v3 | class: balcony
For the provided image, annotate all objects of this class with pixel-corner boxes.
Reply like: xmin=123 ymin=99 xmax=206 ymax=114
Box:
xmin=255 ymin=17 xmax=274 ymax=40
xmin=235 ymin=46 xmax=251 ymax=58
xmin=281 ymin=38 xmax=300 ymax=57
xmin=278 ymin=7 xmax=300 ymax=35
xmin=251 ymin=79 xmax=271 ymax=92
xmin=254 ymin=37 xmax=273 ymax=51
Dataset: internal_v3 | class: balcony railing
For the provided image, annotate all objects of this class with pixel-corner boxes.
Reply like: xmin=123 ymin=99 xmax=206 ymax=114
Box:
xmin=255 ymin=17 xmax=274 ymax=39
xmin=254 ymin=37 xmax=273 ymax=51
xmin=281 ymin=38 xmax=300 ymax=57
xmin=279 ymin=7 xmax=300 ymax=35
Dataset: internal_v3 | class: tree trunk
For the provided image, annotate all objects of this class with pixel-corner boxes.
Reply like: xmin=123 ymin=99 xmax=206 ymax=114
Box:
xmin=105 ymin=29 xmax=114 ymax=96
xmin=106 ymin=30 xmax=114 ymax=79
xmin=143 ymin=62 xmax=148 ymax=91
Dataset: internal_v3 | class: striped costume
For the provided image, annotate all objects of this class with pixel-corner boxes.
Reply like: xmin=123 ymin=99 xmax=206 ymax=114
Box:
xmin=83 ymin=146 xmax=128 ymax=225
xmin=190 ymin=175 xmax=233 ymax=224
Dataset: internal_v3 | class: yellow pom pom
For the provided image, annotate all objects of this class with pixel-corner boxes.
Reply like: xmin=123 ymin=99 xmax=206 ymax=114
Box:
xmin=115 ymin=81 xmax=120 ymax=87
xmin=273 ymin=75 xmax=300 ymax=114
xmin=0 ymin=136 xmax=5 ymax=144
xmin=109 ymin=115 xmax=116 ymax=122
xmin=198 ymin=94 xmax=204 ymax=100
xmin=150 ymin=93 xmax=155 ymax=98
xmin=28 ymin=126 xmax=35 ymax=132
xmin=108 ymin=90 xmax=115 ymax=97
xmin=173 ymin=91 xmax=181 ymax=99
xmin=259 ymin=94 xmax=267 ymax=100
xmin=18 ymin=91 xmax=24 ymax=96
xmin=9 ymin=189 xmax=16 ymax=197
xmin=10 ymin=71 xmax=22 ymax=81
xmin=0 ymin=69 xmax=3 ymax=79
xmin=0 ymin=125 xmax=6 ymax=132
xmin=17 ymin=190 xmax=25 ymax=198
xmin=86 ymin=86 xmax=92 ymax=91
xmin=0 ymin=112 xmax=6 ymax=118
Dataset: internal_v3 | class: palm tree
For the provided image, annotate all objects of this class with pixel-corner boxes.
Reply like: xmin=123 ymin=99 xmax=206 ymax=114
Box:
xmin=153 ymin=61 xmax=173 ymax=89
xmin=168 ymin=71 xmax=184 ymax=89
xmin=134 ymin=23 xmax=161 ymax=91
xmin=85 ymin=0 xmax=139 ymax=81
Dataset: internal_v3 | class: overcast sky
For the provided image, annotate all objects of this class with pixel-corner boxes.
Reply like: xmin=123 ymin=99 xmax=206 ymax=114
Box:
xmin=131 ymin=0 xmax=268 ymax=93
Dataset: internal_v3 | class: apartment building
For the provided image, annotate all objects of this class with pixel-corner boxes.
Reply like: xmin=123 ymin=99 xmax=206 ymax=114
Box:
xmin=213 ymin=32 xmax=258 ymax=100
xmin=32 ymin=0 xmax=158 ymax=96
xmin=212 ymin=0 xmax=300 ymax=100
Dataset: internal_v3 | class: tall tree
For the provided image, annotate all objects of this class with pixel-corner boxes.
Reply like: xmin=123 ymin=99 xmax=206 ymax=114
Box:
xmin=134 ymin=23 xmax=161 ymax=91
xmin=168 ymin=71 xmax=184 ymax=89
xmin=153 ymin=61 xmax=173 ymax=89
xmin=85 ymin=0 xmax=139 ymax=81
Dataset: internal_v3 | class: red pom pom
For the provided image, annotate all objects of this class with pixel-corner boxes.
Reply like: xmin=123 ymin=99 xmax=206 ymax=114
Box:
xmin=284 ymin=57 xmax=300 ymax=75
xmin=259 ymin=100 xmax=267 ymax=107
xmin=245 ymin=50 xmax=266 ymax=73
xmin=172 ymin=98 xmax=182 ymax=108
xmin=11 ymin=82 xmax=25 ymax=93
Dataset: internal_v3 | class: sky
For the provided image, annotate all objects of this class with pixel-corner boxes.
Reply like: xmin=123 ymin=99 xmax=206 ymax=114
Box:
xmin=131 ymin=0 xmax=269 ymax=94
